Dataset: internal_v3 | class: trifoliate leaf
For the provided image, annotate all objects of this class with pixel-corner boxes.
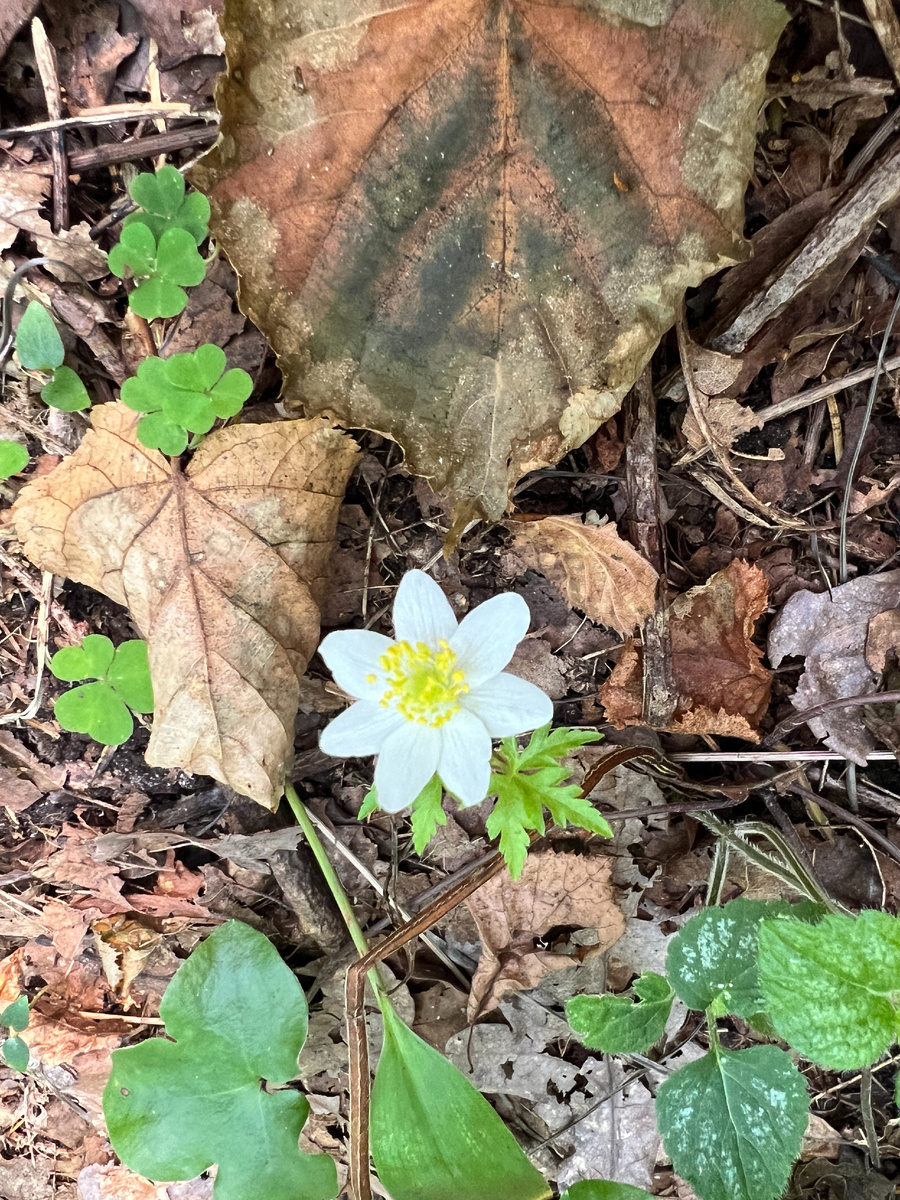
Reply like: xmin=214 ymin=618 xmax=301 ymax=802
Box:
xmin=110 ymin=225 xmax=206 ymax=320
xmin=371 ymin=1000 xmax=550 ymax=1200
xmin=121 ymin=347 xmax=252 ymax=438
xmin=15 ymin=301 xmax=64 ymax=371
xmin=126 ymin=166 xmax=210 ymax=244
xmin=656 ymin=1045 xmax=808 ymax=1200
xmin=120 ymin=355 xmax=169 ymax=412
xmin=41 ymin=365 xmax=90 ymax=411
xmin=136 ymin=411 xmax=190 ymax=455
xmin=1 ymin=1036 xmax=29 ymax=1073
xmin=51 ymin=633 xmax=116 ymax=682
xmin=409 ymin=775 xmax=447 ymax=854
xmin=567 ymin=972 xmax=673 ymax=1055
xmin=1 ymin=996 xmax=30 ymax=1033
xmin=759 ymin=910 xmax=900 ymax=1070
xmin=666 ymin=899 xmax=789 ymax=1017
xmin=54 ymin=681 xmax=134 ymax=745
xmin=105 ymin=921 xmax=336 ymax=1200
xmin=108 ymin=640 xmax=154 ymax=714
xmin=0 ymin=440 xmax=29 ymax=479
xmin=560 ymin=1184 xmax=651 ymax=1200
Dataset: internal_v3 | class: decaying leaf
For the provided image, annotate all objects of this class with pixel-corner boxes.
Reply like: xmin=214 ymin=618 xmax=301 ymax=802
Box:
xmin=194 ymin=0 xmax=787 ymax=520
xmin=464 ymin=848 xmax=624 ymax=1018
xmin=513 ymin=516 xmax=657 ymax=635
xmin=7 ymin=403 xmax=357 ymax=807
xmin=601 ymin=560 xmax=771 ymax=738
xmin=767 ymin=571 xmax=900 ymax=763
xmin=679 ymin=327 xmax=759 ymax=452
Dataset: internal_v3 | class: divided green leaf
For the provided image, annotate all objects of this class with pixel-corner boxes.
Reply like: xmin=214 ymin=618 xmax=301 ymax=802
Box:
xmin=50 ymin=635 xmax=153 ymax=745
xmin=1 ymin=996 xmax=29 ymax=1033
xmin=486 ymin=726 xmax=609 ymax=878
xmin=567 ymin=972 xmax=674 ymax=1055
xmin=125 ymin=165 xmax=211 ymax=244
xmin=560 ymin=1184 xmax=652 ymax=1200
xmin=409 ymin=775 xmax=447 ymax=854
xmin=0 ymin=440 xmax=29 ymax=478
xmin=656 ymin=1045 xmax=808 ymax=1200
xmin=109 ymin=224 xmax=206 ymax=319
xmin=15 ymin=301 xmax=64 ymax=371
xmin=1 ymin=1036 xmax=29 ymax=1073
xmin=759 ymin=909 xmax=900 ymax=1069
xmin=371 ymin=1000 xmax=550 ymax=1200
xmin=42 ymin=365 xmax=90 ymax=411
xmin=104 ymin=920 xmax=337 ymax=1200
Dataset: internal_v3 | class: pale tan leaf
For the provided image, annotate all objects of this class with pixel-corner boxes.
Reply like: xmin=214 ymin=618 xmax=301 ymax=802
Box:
xmin=7 ymin=403 xmax=358 ymax=807
xmin=513 ymin=516 xmax=657 ymax=635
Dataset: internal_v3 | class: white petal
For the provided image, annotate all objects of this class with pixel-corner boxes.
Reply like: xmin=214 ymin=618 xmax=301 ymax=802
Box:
xmin=319 ymin=701 xmax=405 ymax=757
xmin=392 ymin=570 xmax=458 ymax=647
xmin=450 ymin=592 xmax=530 ymax=686
xmin=318 ymin=630 xmax=394 ymax=700
xmin=438 ymin=709 xmax=492 ymax=806
xmin=374 ymin=722 xmax=442 ymax=812
xmin=462 ymin=673 xmax=553 ymax=737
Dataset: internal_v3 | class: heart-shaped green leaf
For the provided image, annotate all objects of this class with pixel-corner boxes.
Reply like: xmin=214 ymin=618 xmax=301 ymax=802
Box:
xmin=136 ymin=411 xmax=190 ymax=455
xmin=54 ymin=680 xmax=134 ymax=745
xmin=109 ymin=222 xmax=158 ymax=279
xmin=122 ymin=346 xmax=252 ymax=436
xmin=0 ymin=440 xmax=29 ymax=479
xmin=107 ymin=640 xmax=154 ymax=714
xmin=126 ymin=166 xmax=210 ymax=244
xmin=15 ymin=301 xmax=64 ymax=371
xmin=567 ymin=971 xmax=673 ymax=1055
xmin=1 ymin=996 xmax=30 ymax=1033
xmin=1 ymin=1036 xmax=29 ymax=1073
xmin=371 ymin=1000 xmax=550 ymax=1200
xmin=51 ymin=633 xmax=116 ymax=682
xmin=42 ymin=365 xmax=90 ymax=411
xmin=104 ymin=920 xmax=337 ymax=1200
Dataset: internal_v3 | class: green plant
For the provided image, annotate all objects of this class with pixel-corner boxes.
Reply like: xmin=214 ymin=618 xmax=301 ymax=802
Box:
xmin=1 ymin=996 xmax=30 ymax=1072
xmin=14 ymin=300 xmax=90 ymax=411
xmin=50 ymin=634 xmax=153 ymax=745
xmin=123 ymin=164 xmax=210 ymax=245
xmin=108 ymin=223 xmax=206 ymax=320
xmin=121 ymin=344 xmax=253 ymax=455
xmin=0 ymin=440 xmax=28 ymax=478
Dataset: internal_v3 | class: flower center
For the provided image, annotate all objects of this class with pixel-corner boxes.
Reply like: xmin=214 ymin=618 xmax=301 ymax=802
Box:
xmin=373 ymin=639 xmax=469 ymax=726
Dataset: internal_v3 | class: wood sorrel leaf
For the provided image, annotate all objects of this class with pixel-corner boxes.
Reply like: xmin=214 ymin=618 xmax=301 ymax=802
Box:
xmin=371 ymin=1001 xmax=550 ymax=1200
xmin=560 ymin=1184 xmax=651 ymax=1200
xmin=656 ymin=1045 xmax=808 ymax=1200
xmin=54 ymin=680 xmax=134 ymax=745
xmin=104 ymin=920 xmax=337 ymax=1200
xmin=15 ymin=301 xmax=64 ymax=371
xmin=566 ymin=971 xmax=673 ymax=1055
xmin=758 ymin=910 xmax=900 ymax=1070
xmin=51 ymin=633 xmax=116 ymax=682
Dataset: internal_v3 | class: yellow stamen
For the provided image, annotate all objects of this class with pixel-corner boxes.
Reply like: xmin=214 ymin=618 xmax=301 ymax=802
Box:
xmin=376 ymin=638 xmax=469 ymax=727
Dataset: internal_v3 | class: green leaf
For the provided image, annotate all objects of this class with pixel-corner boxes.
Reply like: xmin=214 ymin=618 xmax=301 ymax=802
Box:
xmin=129 ymin=276 xmax=192 ymax=320
xmin=656 ymin=1045 xmax=808 ymax=1200
xmin=109 ymin=222 xmax=158 ymax=279
xmin=358 ymin=789 xmax=379 ymax=819
xmin=107 ymin=640 xmax=154 ymax=713
xmin=126 ymin=166 xmax=210 ymax=244
xmin=110 ymin=225 xmax=206 ymax=319
xmin=666 ymin=899 xmax=788 ymax=1017
xmin=759 ymin=909 xmax=900 ymax=1070
xmin=42 ymin=365 xmax=90 ymax=411
xmin=121 ymin=347 xmax=251 ymax=437
xmin=137 ymin=411 xmax=190 ymax=455
xmin=560 ymin=1183 xmax=651 ymax=1200
xmin=104 ymin=921 xmax=336 ymax=1200
xmin=371 ymin=1001 xmax=550 ymax=1200
xmin=51 ymin=634 xmax=116 ymax=682
xmin=16 ymin=301 xmax=64 ymax=371
xmin=1 ymin=1036 xmax=29 ymax=1073
xmin=1 ymin=996 xmax=30 ymax=1033
xmin=167 ymin=343 xmax=227 ymax=389
xmin=54 ymin=680 xmax=134 ymax=745
xmin=155 ymin=227 xmax=207 ymax=287
xmin=0 ymin=440 xmax=29 ymax=479
xmin=566 ymin=972 xmax=673 ymax=1055
xmin=120 ymin=356 xmax=170 ymax=412
xmin=410 ymin=776 xmax=448 ymax=854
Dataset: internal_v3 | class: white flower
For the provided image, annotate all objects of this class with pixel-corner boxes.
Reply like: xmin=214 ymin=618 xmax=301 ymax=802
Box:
xmin=318 ymin=570 xmax=553 ymax=812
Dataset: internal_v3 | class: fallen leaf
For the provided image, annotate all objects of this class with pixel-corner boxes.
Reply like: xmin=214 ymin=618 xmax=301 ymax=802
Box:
xmin=0 ymin=168 xmax=51 ymax=253
xmin=0 ymin=729 xmax=67 ymax=792
xmin=767 ymin=571 xmax=900 ymax=763
xmin=513 ymin=517 xmax=657 ymax=635
xmin=0 ymin=767 xmax=41 ymax=812
xmin=601 ymin=560 xmax=771 ymax=738
xmin=866 ymin=608 xmax=900 ymax=675
xmin=77 ymin=1163 xmax=214 ymax=1200
xmin=464 ymin=848 xmax=624 ymax=1018
xmin=193 ymin=0 xmax=786 ymax=520
xmin=8 ymin=403 xmax=358 ymax=806
xmin=0 ymin=1154 xmax=75 ymax=1200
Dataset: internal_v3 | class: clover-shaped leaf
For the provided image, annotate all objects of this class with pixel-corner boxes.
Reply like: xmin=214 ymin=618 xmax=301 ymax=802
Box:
xmin=50 ymin=634 xmax=153 ymax=745
xmin=109 ymin=225 xmax=206 ymax=319
xmin=15 ymin=301 xmax=64 ymax=371
xmin=0 ymin=440 xmax=29 ymax=479
xmin=124 ymin=165 xmax=210 ymax=245
xmin=104 ymin=920 xmax=337 ymax=1200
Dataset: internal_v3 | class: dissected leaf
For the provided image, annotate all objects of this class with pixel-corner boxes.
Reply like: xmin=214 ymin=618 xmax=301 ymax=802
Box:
xmin=656 ymin=1045 xmax=808 ymax=1200
xmin=0 ymin=440 xmax=28 ymax=478
xmin=566 ymin=971 xmax=673 ymax=1055
xmin=767 ymin=571 xmax=900 ymax=763
xmin=409 ymin=776 xmax=448 ymax=854
xmin=41 ymin=365 xmax=91 ymax=411
xmin=513 ymin=517 xmax=657 ymax=635
xmin=193 ymin=0 xmax=786 ymax=521
xmin=8 ymin=403 xmax=358 ymax=806
xmin=371 ymin=1000 xmax=550 ymax=1200
xmin=464 ymin=848 xmax=624 ymax=1018
xmin=758 ymin=910 xmax=900 ymax=1070
xmin=601 ymin=560 xmax=771 ymax=738
xmin=104 ymin=921 xmax=337 ymax=1200
xmin=15 ymin=300 xmax=64 ymax=371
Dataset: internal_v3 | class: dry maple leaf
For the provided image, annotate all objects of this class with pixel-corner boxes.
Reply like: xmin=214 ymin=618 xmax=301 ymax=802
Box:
xmin=464 ymin=848 xmax=624 ymax=1018
xmin=192 ymin=0 xmax=786 ymax=522
xmin=601 ymin=559 xmax=771 ymax=738
xmin=513 ymin=515 xmax=657 ymax=635
xmin=7 ymin=403 xmax=358 ymax=807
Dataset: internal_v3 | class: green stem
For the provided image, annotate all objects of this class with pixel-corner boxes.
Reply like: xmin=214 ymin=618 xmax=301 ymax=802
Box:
xmin=705 ymin=1008 xmax=722 ymax=1059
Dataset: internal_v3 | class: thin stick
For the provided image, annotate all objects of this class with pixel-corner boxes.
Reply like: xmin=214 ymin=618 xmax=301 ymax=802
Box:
xmin=0 ymin=103 xmax=204 ymax=138
xmin=753 ymin=353 xmax=900 ymax=426
xmin=766 ymin=690 xmax=900 ymax=744
xmin=30 ymin=19 xmax=68 ymax=232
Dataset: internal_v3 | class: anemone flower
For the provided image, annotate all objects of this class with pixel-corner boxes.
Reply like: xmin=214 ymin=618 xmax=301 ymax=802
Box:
xmin=318 ymin=570 xmax=553 ymax=812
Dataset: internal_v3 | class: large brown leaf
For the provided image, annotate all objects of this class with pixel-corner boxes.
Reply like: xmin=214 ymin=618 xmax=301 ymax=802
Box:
xmin=193 ymin=0 xmax=787 ymax=521
xmin=7 ymin=404 xmax=358 ymax=807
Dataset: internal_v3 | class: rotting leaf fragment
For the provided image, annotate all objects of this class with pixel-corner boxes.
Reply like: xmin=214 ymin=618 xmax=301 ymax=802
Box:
xmin=193 ymin=0 xmax=787 ymax=522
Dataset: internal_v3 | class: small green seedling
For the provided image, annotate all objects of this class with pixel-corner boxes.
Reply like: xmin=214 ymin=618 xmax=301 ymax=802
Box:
xmin=123 ymin=165 xmax=210 ymax=245
xmin=121 ymin=344 xmax=253 ymax=455
xmin=1 ymin=996 xmax=30 ymax=1073
xmin=108 ymin=224 xmax=206 ymax=320
xmin=14 ymin=301 xmax=90 ymax=411
xmin=50 ymin=634 xmax=153 ymax=746
xmin=0 ymin=440 xmax=29 ymax=478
